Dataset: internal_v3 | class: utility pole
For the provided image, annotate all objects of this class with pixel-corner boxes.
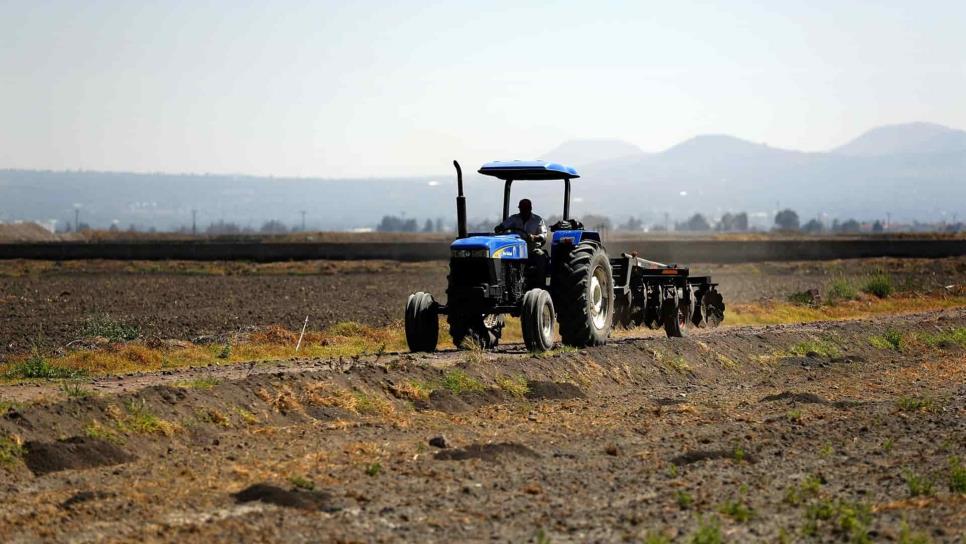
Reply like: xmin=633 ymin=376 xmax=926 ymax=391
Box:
xmin=191 ymin=209 xmax=197 ymax=236
xmin=73 ymin=205 xmax=80 ymax=232
xmin=664 ymin=212 xmax=669 ymax=232
xmin=300 ymin=210 xmax=306 ymax=232
xmin=886 ymin=212 xmax=891 ymax=231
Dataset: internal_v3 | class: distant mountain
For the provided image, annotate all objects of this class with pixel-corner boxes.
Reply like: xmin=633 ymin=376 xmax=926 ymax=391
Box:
xmin=2 ymin=123 xmax=964 ymax=230
xmin=832 ymin=122 xmax=966 ymax=157
xmin=540 ymin=139 xmax=644 ymax=166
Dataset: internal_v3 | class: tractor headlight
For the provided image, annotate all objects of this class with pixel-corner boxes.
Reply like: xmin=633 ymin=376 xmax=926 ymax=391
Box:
xmin=451 ymin=249 xmax=489 ymax=258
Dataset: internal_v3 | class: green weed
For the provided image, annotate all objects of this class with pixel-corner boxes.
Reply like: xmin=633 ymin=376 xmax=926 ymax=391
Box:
xmin=82 ymin=315 xmax=140 ymax=342
xmin=869 ymin=329 xmax=903 ymax=351
xmin=0 ymin=434 xmax=24 ymax=466
xmin=365 ymin=462 xmax=382 ymax=476
xmin=60 ymin=381 xmax=93 ymax=399
xmin=826 ymin=278 xmax=858 ymax=303
xmin=289 ymin=475 xmax=315 ymax=490
xmin=440 ymin=369 xmax=485 ymax=394
xmin=689 ymin=516 xmax=724 ymax=544
xmin=898 ymin=520 xmax=933 ymax=544
xmin=495 ymin=375 xmax=529 ymax=397
xmin=902 ymin=470 xmax=934 ymax=497
xmin=949 ymin=457 xmax=966 ymax=493
xmin=896 ymin=396 xmax=933 ymax=412
xmin=788 ymin=339 xmax=840 ymax=358
xmin=803 ymin=499 xmax=871 ymax=543
xmin=676 ymin=490 xmax=694 ymax=509
xmin=862 ymin=273 xmax=894 ymax=298
xmin=919 ymin=327 xmax=966 ymax=350
xmin=718 ymin=498 xmax=754 ymax=522
xmin=6 ymin=353 xmax=82 ymax=380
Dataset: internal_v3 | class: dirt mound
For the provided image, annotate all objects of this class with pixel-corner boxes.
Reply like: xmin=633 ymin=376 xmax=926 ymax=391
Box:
xmin=670 ymin=449 xmax=758 ymax=466
xmin=233 ymin=483 xmax=336 ymax=511
xmin=759 ymin=391 xmax=826 ymax=404
xmin=0 ymin=222 xmax=58 ymax=242
xmin=24 ymin=437 xmax=135 ymax=475
xmin=525 ymin=381 xmax=585 ymax=400
xmin=435 ymin=442 xmax=540 ymax=462
xmin=418 ymin=388 xmax=513 ymax=413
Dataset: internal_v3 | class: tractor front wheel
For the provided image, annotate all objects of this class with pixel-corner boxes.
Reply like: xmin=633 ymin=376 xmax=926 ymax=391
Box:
xmin=405 ymin=292 xmax=438 ymax=352
xmin=555 ymin=242 xmax=613 ymax=347
xmin=521 ymin=289 xmax=555 ymax=352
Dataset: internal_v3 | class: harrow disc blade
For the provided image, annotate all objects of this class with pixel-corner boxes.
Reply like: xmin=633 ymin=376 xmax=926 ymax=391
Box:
xmin=702 ymin=289 xmax=725 ymax=328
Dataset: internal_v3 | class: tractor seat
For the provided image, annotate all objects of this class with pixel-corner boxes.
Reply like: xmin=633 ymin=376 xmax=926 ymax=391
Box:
xmin=550 ymin=219 xmax=584 ymax=232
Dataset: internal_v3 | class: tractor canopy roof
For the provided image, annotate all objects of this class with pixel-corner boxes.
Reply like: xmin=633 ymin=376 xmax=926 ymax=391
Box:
xmin=478 ymin=160 xmax=580 ymax=180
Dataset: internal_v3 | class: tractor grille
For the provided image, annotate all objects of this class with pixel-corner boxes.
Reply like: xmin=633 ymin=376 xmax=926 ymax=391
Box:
xmin=448 ymin=257 xmax=495 ymax=287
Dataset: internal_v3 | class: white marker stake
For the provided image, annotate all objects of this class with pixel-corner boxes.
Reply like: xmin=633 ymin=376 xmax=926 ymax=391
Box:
xmin=295 ymin=316 xmax=309 ymax=353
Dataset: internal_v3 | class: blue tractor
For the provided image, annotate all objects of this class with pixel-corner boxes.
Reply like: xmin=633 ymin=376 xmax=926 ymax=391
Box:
xmin=405 ymin=160 xmax=724 ymax=353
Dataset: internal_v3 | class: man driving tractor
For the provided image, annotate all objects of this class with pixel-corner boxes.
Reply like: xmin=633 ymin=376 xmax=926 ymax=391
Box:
xmin=495 ymin=198 xmax=548 ymax=251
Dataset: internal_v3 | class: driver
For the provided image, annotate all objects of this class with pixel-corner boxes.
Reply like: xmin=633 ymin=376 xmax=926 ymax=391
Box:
xmin=495 ymin=198 xmax=548 ymax=249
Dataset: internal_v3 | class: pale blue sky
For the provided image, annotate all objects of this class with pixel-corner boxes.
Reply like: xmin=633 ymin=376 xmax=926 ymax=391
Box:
xmin=2 ymin=0 xmax=964 ymax=177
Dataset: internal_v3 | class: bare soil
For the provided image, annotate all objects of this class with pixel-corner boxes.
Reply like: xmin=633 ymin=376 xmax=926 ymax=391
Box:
xmin=1 ymin=257 xmax=963 ymax=358
xmin=1 ymin=309 xmax=964 ymax=542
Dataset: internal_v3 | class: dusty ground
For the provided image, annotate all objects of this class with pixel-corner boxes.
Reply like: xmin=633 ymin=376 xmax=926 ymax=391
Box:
xmin=1 ymin=309 xmax=964 ymax=543
xmin=2 ymin=257 xmax=963 ymax=358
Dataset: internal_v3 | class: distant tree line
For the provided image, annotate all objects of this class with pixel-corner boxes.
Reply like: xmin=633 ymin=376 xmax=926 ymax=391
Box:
xmin=376 ymin=216 xmax=446 ymax=233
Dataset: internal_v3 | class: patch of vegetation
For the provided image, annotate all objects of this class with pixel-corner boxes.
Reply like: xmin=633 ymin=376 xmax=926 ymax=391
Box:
xmin=174 ymin=377 xmax=220 ymax=390
xmin=819 ymin=443 xmax=834 ymax=458
xmin=60 ymin=381 xmax=93 ymax=399
xmin=495 ymin=375 xmax=529 ymax=397
xmin=217 ymin=341 xmax=232 ymax=360
xmin=826 ymin=278 xmax=858 ymax=303
xmin=788 ymin=290 xmax=817 ymax=306
xmin=881 ymin=438 xmax=894 ymax=453
xmin=918 ymin=327 xmax=966 ymax=350
xmin=0 ymin=434 xmax=24 ymax=466
xmin=716 ymin=353 xmax=738 ymax=368
xmin=352 ymin=392 xmax=393 ymax=416
xmin=119 ymin=398 xmax=176 ymax=436
xmin=666 ymin=356 xmax=691 ymax=373
xmin=788 ymin=339 xmax=840 ymax=358
xmin=898 ymin=521 xmax=933 ymax=544
xmin=84 ymin=419 xmax=123 ymax=444
xmin=392 ymin=380 xmax=432 ymax=402
xmin=949 ymin=456 xmax=966 ymax=493
xmin=5 ymin=353 xmax=83 ymax=380
xmin=862 ymin=273 xmax=894 ymax=298
xmin=235 ymin=406 xmax=259 ymax=425
xmin=896 ymin=396 xmax=933 ymax=412
xmin=732 ymin=445 xmax=747 ymax=462
xmin=365 ymin=462 xmax=382 ymax=476
xmin=869 ymin=329 xmax=903 ymax=351
xmin=718 ymin=498 xmax=754 ymax=522
xmin=82 ymin=315 xmax=140 ymax=342
xmin=802 ymin=499 xmax=872 ymax=543
xmin=643 ymin=533 xmax=672 ymax=544
xmin=676 ymin=490 xmax=693 ymax=509
xmin=903 ymin=470 xmax=935 ymax=497
xmin=689 ymin=516 xmax=724 ymax=544
xmin=786 ymin=409 xmax=803 ymax=423
xmin=440 ymin=369 xmax=485 ymax=394
xmin=289 ymin=475 xmax=315 ymax=490
xmin=784 ymin=474 xmax=823 ymax=506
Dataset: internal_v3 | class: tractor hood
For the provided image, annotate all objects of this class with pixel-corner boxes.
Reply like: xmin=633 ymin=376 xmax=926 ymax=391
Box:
xmin=450 ymin=235 xmax=528 ymax=260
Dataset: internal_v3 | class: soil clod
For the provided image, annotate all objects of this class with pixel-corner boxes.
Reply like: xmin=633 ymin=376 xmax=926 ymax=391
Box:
xmin=232 ymin=483 xmax=336 ymax=511
xmin=525 ymin=381 xmax=585 ymax=400
xmin=428 ymin=435 xmax=450 ymax=449
xmin=759 ymin=391 xmax=826 ymax=404
xmin=23 ymin=437 xmax=135 ymax=476
xmin=434 ymin=442 xmax=539 ymax=462
xmin=670 ymin=449 xmax=757 ymax=466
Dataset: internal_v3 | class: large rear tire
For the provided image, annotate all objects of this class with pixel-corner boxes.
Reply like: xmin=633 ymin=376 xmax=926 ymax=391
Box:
xmin=521 ymin=289 xmax=556 ymax=353
xmin=555 ymin=242 xmax=613 ymax=347
xmin=405 ymin=292 xmax=438 ymax=352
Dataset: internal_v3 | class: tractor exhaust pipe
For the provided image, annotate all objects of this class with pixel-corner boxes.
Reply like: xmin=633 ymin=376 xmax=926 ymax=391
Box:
xmin=454 ymin=160 xmax=467 ymax=238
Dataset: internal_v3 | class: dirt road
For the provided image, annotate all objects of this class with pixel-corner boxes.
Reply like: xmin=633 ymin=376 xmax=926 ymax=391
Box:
xmin=1 ymin=309 xmax=963 ymax=542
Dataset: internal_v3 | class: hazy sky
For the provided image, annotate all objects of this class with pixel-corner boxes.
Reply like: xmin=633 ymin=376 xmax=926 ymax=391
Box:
xmin=2 ymin=1 xmax=964 ymax=177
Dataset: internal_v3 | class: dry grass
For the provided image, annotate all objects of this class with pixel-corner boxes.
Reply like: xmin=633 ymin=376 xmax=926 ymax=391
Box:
xmin=726 ymin=294 xmax=966 ymax=326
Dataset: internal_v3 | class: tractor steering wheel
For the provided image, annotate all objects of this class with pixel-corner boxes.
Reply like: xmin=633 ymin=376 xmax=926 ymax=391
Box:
xmin=497 ymin=226 xmax=530 ymax=239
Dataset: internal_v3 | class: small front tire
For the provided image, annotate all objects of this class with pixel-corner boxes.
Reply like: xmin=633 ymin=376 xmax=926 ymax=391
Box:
xmin=405 ymin=292 xmax=439 ymax=352
xmin=521 ymin=289 xmax=556 ymax=353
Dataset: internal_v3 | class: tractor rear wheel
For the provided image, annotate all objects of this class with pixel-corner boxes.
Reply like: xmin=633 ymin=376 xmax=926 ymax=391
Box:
xmin=555 ymin=242 xmax=613 ymax=347
xmin=405 ymin=292 xmax=438 ymax=352
xmin=521 ymin=289 xmax=555 ymax=352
